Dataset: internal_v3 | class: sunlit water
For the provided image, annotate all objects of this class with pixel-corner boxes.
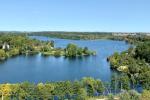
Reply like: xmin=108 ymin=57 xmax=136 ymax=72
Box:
xmin=0 ymin=36 xmax=130 ymax=83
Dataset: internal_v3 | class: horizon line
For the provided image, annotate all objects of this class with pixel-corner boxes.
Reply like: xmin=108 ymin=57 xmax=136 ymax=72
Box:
xmin=0 ymin=30 xmax=150 ymax=33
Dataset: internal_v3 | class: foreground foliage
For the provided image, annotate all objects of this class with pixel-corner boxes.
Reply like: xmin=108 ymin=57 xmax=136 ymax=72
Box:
xmin=0 ymin=78 xmax=150 ymax=100
xmin=0 ymin=78 xmax=104 ymax=100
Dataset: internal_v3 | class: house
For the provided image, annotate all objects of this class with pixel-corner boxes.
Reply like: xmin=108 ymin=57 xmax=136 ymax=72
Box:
xmin=2 ymin=43 xmax=10 ymax=50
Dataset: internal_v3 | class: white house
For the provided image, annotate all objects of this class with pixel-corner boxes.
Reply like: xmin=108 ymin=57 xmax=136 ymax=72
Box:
xmin=2 ymin=43 xmax=10 ymax=50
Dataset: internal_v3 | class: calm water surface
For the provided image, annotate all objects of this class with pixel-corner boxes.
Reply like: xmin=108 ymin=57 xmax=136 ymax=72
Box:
xmin=0 ymin=36 xmax=130 ymax=83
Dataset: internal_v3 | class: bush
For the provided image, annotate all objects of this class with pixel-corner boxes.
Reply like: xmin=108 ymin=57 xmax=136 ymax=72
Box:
xmin=0 ymin=49 xmax=6 ymax=60
xmin=8 ymin=48 xmax=20 ymax=57
xmin=54 ymin=50 xmax=61 ymax=57
xmin=141 ymin=90 xmax=150 ymax=100
xmin=118 ymin=90 xmax=140 ymax=100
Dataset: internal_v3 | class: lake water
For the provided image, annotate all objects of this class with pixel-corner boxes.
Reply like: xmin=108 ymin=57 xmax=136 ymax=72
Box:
xmin=0 ymin=36 xmax=130 ymax=83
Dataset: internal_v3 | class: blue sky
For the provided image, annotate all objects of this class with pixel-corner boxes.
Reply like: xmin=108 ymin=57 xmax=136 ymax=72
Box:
xmin=0 ymin=0 xmax=150 ymax=32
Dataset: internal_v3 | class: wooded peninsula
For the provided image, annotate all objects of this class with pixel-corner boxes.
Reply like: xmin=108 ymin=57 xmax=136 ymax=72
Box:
xmin=0 ymin=33 xmax=96 ymax=61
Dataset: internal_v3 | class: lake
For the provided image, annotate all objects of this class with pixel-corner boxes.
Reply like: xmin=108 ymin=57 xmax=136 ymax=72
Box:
xmin=0 ymin=36 xmax=130 ymax=83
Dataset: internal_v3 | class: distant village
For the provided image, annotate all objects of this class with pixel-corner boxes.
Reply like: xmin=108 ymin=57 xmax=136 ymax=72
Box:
xmin=112 ymin=32 xmax=150 ymax=36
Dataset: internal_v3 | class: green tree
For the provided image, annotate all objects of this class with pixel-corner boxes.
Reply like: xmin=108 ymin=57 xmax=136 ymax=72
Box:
xmin=76 ymin=88 xmax=87 ymax=100
xmin=81 ymin=77 xmax=95 ymax=93
xmin=94 ymin=80 xmax=104 ymax=94
xmin=77 ymin=47 xmax=83 ymax=55
xmin=50 ymin=40 xmax=54 ymax=48
xmin=0 ymin=49 xmax=6 ymax=60
xmin=0 ymin=84 xmax=12 ymax=100
xmin=65 ymin=43 xmax=78 ymax=57
xmin=83 ymin=47 xmax=90 ymax=54
xmin=19 ymin=82 xmax=35 ymax=100
xmin=118 ymin=74 xmax=130 ymax=90
xmin=37 ymin=83 xmax=54 ymax=99
xmin=111 ymin=73 xmax=118 ymax=94
xmin=135 ymin=42 xmax=150 ymax=63
xmin=139 ymin=71 xmax=150 ymax=90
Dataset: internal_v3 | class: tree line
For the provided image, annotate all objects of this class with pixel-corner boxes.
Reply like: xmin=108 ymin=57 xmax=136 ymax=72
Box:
xmin=29 ymin=32 xmax=113 ymax=40
xmin=1 ymin=77 xmax=150 ymax=100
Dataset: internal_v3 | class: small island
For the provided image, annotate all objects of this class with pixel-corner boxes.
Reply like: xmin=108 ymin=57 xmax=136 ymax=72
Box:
xmin=41 ymin=43 xmax=96 ymax=57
